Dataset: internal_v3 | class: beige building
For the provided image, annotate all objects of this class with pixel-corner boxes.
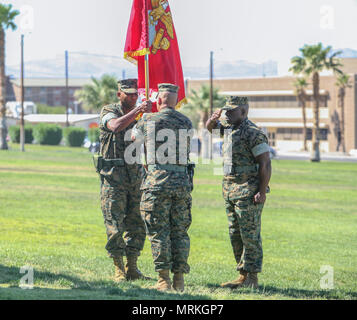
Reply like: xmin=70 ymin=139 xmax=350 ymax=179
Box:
xmin=186 ymin=58 xmax=357 ymax=153
xmin=9 ymin=78 xmax=91 ymax=112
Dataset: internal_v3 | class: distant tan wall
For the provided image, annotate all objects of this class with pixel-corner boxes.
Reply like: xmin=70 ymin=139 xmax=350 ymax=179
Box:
xmin=187 ymin=77 xmax=297 ymax=93
xmin=187 ymin=75 xmax=340 ymax=94
xmin=341 ymin=58 xmax=357 ymax=74
xmin=12 ymin=84 xmax=21 ymax=102
xmin=326 ymin=74 xmax=357 ymax=151
xmin=345 ymin=75 xmax=357 ymax=150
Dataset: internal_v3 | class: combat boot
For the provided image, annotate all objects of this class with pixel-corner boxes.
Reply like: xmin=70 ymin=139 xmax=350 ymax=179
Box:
xmin=125 ymin=255 xmax=151 ymax=281
xmin=173 ymin=272 xmax=184 ymax=292
xmin=113 ymin=256 xmax=126 ymax=283
xmin=153 ymin=270 xmax=172 ymax=291
xmin=243 ymin=272 xmax=259 ymax=289
xmin=220 ymin=270 xmax=248 ymax=289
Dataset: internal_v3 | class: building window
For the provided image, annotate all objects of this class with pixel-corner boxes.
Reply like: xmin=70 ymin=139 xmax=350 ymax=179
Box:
xmin=306 ymin=128 xmax=328 ymax=141
xmin=276 ymin=128 xmax=328 ymax=141
xmin=248 ymin=95 xmax=299 ymax=108
xmin=25 ymin=87 xmax=32 ymax=99
xmin=306 ymin=129 xmax=312 ymax=141
xmin=319 ymin=129 xmax=328 ymax=141
xmin=248 ymin=95 xmax=329 ymax=109
xmin=268 ymin=132 xmax=276 ymax=147
xmin=39 ymin=88 xmax=47 ymax=104
xmin=277 ymin=128 xmax=303 ymax=140
xmin=249 ymin=96 xmax=297 ymax=103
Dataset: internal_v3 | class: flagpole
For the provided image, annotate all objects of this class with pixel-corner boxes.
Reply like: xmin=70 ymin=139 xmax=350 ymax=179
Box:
xmin=144 ymin=0 xmax=150 ymax=101
xmin=143 ymin=1 xmax=150 ymax=170
xmin=145 ymin=54 xmax=149 ymax=100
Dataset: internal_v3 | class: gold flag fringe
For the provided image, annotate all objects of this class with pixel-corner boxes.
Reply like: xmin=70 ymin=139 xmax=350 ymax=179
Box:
xmin=124 ymin=48 xmax=151 ymax=65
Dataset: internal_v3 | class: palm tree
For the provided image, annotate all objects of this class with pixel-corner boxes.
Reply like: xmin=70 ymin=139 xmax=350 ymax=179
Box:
xmin=0 ymin=4 xmax=19 ymax=150
xmin=293 ymin=77 xmax=309 ymax=151
xmin=75 ymin=74 xmax=118 ymax=113
xmin=335 ymin=73 xmax=351 ymax=153
xmin=290 ymin=43 xmax=343 ymax=162
xmin=182 ymin=85 xmax=225 ymax=130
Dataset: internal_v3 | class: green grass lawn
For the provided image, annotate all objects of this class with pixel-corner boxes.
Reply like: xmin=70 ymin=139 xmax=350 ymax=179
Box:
xmin=0 ymin=143 xmax=356 ymax=300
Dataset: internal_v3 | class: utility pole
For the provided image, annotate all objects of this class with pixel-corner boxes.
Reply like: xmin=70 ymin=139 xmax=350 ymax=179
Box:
xmin=122 ymin=69 xmax=126 ymax=80
xmin=65 ymin=50 xmax=69 ymax=127
xmin=209 ymin=51 xmax=214 ymax=160
xmin=20 ymin=34 xmax=25 ymax=152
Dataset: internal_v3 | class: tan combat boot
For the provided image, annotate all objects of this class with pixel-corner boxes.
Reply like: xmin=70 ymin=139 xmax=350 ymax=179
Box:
xmin=173 ymin=272 xmax=184 ymax=292
xmin=243 ymin=272 xmax=259 ymax=289
xmin=220 ymin=270 xmax=248 ymax=289
xmin=153 ymin=270 xmax=172 ymax=291
xmin=113 ymin=256 xmax=126 ymax=283
xmin=125 ymin=255 xmax=151 ymax=281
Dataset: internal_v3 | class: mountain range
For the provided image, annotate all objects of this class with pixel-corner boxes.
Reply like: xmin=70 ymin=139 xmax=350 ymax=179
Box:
xmin=6 ymin=52 xmax=277 ymax=80
xmin=331 ymin=48 xmax=357 ymax=58
xmin=6 ymin=48 xmax=357 ymax=80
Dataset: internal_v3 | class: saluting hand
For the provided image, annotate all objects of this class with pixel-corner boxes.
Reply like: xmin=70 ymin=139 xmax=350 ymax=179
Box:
xmin=210 ymin=109 xmax=223 ymax=122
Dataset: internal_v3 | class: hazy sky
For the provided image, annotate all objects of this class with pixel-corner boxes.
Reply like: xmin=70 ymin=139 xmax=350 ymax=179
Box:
xmin=4 ymin=0 xmax=357 ymax=75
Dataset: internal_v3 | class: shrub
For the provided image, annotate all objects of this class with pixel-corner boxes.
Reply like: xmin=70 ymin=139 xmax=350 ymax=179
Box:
xmin=63 ymin=127 xmax=87 ymax=147
xmin=37 ymin=104 xmax=67 ymax=114
xmin=88 ymin=127 xmax=100 ymax=143
xmin=33 ymin=124 xmax=63 ymax=145
xmin=8 ymin=125 xmax=34 ymax=144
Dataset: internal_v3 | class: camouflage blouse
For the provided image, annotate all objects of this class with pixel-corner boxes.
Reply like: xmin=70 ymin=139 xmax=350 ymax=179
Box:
xmin=133 ymin=108 xmax=193 ymax=191
xmin=99 ymin=103 xmax=142 ymax=185
xmin=218 ymin=118 xmax=270 ymax=200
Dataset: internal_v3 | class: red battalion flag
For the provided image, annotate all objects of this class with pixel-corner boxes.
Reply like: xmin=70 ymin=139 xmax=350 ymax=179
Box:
xmin=124 ymin=0 xmax=187 ymax=112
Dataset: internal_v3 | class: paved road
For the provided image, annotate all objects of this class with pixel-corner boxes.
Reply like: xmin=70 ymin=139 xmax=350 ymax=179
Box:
xmin=275 ymin=152 xmax=357 ymax=163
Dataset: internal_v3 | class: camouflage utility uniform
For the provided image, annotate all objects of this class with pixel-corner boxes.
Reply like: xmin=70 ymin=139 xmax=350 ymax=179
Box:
xmin=218 ymin=117 xmax=269 ymax=273
xmin=99 ymin=103 xmax=146 ymax=259
xmin=134 ymin=107 xmax=193 ymax=274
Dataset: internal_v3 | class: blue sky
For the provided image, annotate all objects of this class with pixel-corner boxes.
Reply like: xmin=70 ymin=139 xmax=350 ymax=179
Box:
xmin=4 ymin=0 xmax=357 ymax=75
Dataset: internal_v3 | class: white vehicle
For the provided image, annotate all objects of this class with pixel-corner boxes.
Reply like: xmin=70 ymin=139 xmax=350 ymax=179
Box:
xmin=6 ymin=101 xmax=37 ymax=118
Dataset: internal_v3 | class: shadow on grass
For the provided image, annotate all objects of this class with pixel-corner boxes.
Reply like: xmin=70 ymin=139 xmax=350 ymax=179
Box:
xmin=260 ymin=285 xmax=357 ymax=300
xmin=0 ymin=264 xmax=210 ymax=300
xmin=205 ymin=282 xmax=357 ymax=300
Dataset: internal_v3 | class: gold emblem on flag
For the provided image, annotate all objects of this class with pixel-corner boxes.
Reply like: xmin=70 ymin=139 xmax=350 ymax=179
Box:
xmin=150 ymin=0 xmax=174 ymax=54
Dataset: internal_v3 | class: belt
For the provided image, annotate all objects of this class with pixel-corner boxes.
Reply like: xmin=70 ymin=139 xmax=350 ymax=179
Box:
xmin=148 ymin=164 xmax=188 ymax=173
xmin=102 ymin=158 xmax=125 ymax=167
xmin=223 ymin=164 xmax=259 ymax=175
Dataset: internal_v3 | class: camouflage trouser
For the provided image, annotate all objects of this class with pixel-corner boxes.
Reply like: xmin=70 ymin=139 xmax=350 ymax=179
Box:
xmin=140 ymin=188 xmax=192 ymax=274
xmin=225 ymin=198 xmax=264 ymax=273
xmin=101 ymin=182 xmax=146 ymax=258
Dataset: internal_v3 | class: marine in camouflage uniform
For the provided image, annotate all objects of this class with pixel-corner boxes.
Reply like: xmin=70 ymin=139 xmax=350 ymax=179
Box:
xmin=206 ymin=96 xmax=272 ymax=289
xmin=132 ymin=83 xmax=193 ymax=292
xmin=99 ymin=79 xmax=151 ymax=282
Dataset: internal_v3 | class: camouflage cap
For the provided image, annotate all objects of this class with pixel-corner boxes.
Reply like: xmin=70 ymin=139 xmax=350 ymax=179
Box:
xmin=222 ymin=96 xmax=249 ymax=111
xmin=118 ymin=79 xmax=138 ymax=94
xmin=158 ymin=83 xmax=179 ymax=94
